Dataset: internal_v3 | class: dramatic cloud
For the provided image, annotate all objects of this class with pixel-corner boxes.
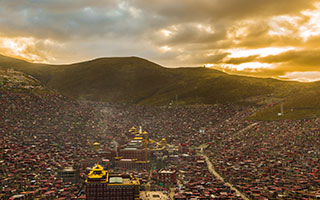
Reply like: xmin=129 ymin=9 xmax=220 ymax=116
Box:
xmin=0 ymin=0 xmax=320 ymax=81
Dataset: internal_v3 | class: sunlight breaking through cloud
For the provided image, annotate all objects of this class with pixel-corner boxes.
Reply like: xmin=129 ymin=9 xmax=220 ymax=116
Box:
xmin=0 ymin=37 xmax=53 ymax=63
xmin=0 ymin=0 xmax=320 ymax=81
xmin=279 ymin=71 xmax=320 ymax=82
xmin=226 ymin=47 xmax=297 ymax=58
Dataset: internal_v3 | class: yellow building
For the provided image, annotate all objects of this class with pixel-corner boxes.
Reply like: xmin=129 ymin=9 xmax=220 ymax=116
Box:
xmin=86 ymin=163 xmax=140 ymax=200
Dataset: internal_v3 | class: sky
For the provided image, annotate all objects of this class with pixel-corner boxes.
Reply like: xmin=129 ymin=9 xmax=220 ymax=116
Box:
xmin=0 ymin=0 xmax=320 ymax=82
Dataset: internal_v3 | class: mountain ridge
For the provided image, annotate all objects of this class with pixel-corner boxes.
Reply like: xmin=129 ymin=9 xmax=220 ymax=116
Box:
xmin=0 ymin=54 xmax=316 ymax=109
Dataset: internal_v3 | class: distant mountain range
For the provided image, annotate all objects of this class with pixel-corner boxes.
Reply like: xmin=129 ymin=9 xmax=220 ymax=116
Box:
xmin=1 ymin=54 xmax=319 ymax=119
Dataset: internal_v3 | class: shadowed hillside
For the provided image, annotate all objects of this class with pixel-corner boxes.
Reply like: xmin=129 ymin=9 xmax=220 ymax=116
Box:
xmin=0 ymin=54 xmax=315 ymax=107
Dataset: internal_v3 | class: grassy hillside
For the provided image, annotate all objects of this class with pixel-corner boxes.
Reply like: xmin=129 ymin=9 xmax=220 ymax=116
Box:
xmin=0 ymin=54 xmax=314 ymax=107
xmin=252 ymin=84 xmax=320 ymax=120
xmin=0 ymin=68 xmax=54 ymax=95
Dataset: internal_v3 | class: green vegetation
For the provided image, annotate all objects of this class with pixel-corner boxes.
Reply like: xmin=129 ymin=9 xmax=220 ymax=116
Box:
xmin=253 ymin=87 xmax=320 ymax=120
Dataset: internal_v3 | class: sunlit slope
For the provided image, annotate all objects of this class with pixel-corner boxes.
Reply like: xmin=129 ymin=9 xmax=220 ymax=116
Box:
xmin=0 ymin=54 xmax=59 ymax=83
xmin=253 ymin=85 xmax=320 ymax=120
xmin=0 ymin=54 xmax=310 ymax=105
xmin=0 ymin=68 xmax=54 ymax=95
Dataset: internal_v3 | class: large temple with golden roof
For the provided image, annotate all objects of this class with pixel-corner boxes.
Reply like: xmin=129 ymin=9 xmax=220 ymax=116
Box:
xmin=86 ymin=163 xmax=140 ymax=200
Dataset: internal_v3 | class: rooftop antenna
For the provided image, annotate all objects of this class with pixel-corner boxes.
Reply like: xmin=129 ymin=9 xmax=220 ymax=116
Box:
xmin=278 ymin=101 xmax=284 ymax=116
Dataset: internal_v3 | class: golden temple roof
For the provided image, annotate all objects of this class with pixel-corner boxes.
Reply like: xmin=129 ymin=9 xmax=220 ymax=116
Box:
xmin=86 ymin=163 xmax=107 ymax=183
xmin=133 ymin=136 xmax=143 ymax=140
xmin=86 ymin=163 xmax=140 ymax=186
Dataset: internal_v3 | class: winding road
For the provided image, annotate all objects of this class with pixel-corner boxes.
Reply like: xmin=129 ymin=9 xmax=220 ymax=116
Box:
xmin=199 ymin=152 xmax=250 ymax=200
xmin=198 ymin=123 xmax=260 ymax=200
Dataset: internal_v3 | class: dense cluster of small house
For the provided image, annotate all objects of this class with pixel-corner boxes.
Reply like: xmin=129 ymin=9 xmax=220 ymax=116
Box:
xmin=1 ymin=70 xmax=319 ymax=199
xmin=0 ymin=90 xmax=105 ymax=199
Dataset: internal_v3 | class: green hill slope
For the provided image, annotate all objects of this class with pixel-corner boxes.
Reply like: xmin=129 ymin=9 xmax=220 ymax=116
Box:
xmin=0 ymin=54 xmax=312 ymax=106
xmin=253 ymin=84 xmax=320 ymax=120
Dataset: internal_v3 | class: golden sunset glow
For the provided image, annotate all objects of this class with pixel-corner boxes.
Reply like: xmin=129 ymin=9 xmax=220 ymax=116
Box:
xmin=161 ymin=30 xmax=173 ymax=37
xmin=204 ymin=64 xmax=214 ymax=68
xmin=279 ymin=71 xmax=320 ymax=82
xmin=0 ymin=37 xmax=37 ymax=61
xmin=0 ymin=0 xmax=320 ymax=81
xmin=224 ymin=62 xmax=275 ymax=71
xmin=0 ymin=37 xmax=56 ymax=63
xmin=300 ymin=4 xmax=320 ymax=40
xmin=160 ymin=46 xmax=172 ymax=52
xmin=226 ymin=47 xmax=297 ymax=58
